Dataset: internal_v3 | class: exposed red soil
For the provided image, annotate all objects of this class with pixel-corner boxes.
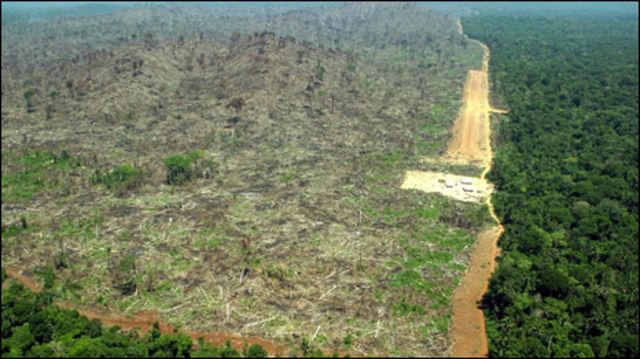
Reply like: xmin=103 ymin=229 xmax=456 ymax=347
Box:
xmin=448 ymin=19 xmax=507 ymax=358
xmin=4 ymin=267 xmax=42 ymax=292
xmin=446 ymin=69 xmax=492 ymax=165
xmin=450 ymin=225 xmax=503 ymax=357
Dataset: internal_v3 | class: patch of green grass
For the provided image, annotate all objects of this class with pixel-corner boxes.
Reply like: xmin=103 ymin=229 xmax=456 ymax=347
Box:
xmin=374 ymin=288 xmax=383 ymax=301
xmin=170 ymin=256 xmax=193 ymax=273
xmin=197 ymin=238 xmax=224 ymax=250
xmin=2 ymin=171 xmax=47 ymax=202
xmin=360 ymin=202 xmax=380 ymax=219
xmin=91 ymin=164 xmax=143 ymax=195
xmin=450 ymin=45 xmax=484 ymax=70
xmin=392 ymin=297 xmax=426 ymax=317
xmin=389 ymin=269 xmax=435 ymax=296
xmin=220 ymin=132 xmax=241 ymax=147
xmin=279 ymin=170 xmax=297 ymax=183
xmin=55 ymin=214 xmax=102 ymax=242
xmin=264 ymin=316 xmax=287 ymax=330
xmin=363 ymin=150 xmax=411 ymax=186
xmin=385 ymin=219 xmax=475 ymax=303
xmin=415 ymin=206 xmax=439 ymax=220
xmin=420 ymin=123 xmax=448 ymax=136
xmin=404 ymin=245 xmax=454 ymax=269
xmin=382 ymin=208 xmax=408 ymax=222
xmin=430 ymin=104 xmax=449 ymax=123
xmin=431 ymin=313 xmax=450 ymax=333
xmin=240 ymin=297 xmax=257 ymax=310
xmin=433 ymin=288 xmax=454 ymax=311
xmin=33 ymin=265 xmax=56 ymax=290
xmin=2 ymin=150 xmax=81 ymax=203
xmin=194 ymin=227 xmax=226 ymax=250
xmin=367 ymin=150 xmax=408 ymax=168
xmin=228 ymin=197 xmax=257 ymax=224
xmin=1 ymin=215 xmax=37 ymax=238
xmin=118 ymin=254 xmax=136 ymax=273
xmin=263 ymin=263 xmax=294 ymax=281
xmin=86 ymin=247 xmax=111 ymax=262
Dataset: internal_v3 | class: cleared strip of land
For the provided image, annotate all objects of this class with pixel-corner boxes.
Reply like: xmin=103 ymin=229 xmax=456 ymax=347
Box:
xmin=445 ymin=69 xmax=492 ymax=165
xmin=401 ymin=18 xmax=507 ymax=358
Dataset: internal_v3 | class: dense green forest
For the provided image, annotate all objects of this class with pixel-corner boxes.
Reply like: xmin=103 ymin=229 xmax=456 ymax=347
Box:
xmin=464 ymin=8 xmax=638 ymax=358
xmin=1 ymin=269 xmax=272 ymax=358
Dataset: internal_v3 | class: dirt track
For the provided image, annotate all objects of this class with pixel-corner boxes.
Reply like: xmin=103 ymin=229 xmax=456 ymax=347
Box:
xmin=401 ymin=18 xmax=506 ymax=358
xmin=448 ymin=19 xmax=505 ymax=358
xmin=444 ymin=35 xmax=506 ymax=167
xmin=446 ymin=17 xmax=506 ymax=168
xmin=445 ymin=69 xmax=492 ymax=165
xmin=449 ymin=161 xmax=505 ymax=357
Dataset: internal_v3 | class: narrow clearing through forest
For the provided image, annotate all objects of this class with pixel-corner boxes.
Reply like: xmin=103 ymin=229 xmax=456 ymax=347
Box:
xmin=401 ymin=19 xmax=506 ymax=357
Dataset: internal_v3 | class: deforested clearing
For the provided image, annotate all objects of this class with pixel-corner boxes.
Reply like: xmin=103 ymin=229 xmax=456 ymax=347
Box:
xmin=1 ymin=2 xmax=492 ymax=357
xmin=5 ymin=2 xmax=636 ymax=358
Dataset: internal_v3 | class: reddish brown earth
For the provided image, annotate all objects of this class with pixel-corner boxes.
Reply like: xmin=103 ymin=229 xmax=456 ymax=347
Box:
xmin=448 ymin=19 xmax=506 ymax=358
xmin=399 ymin=19 xmax=505 ymax=355
xmin=4 ymin=267 xmax=42 ymax=292
xmin=450 ymin=224 xmax=503 ymax=357
xmin=445 ymin=68 xmax=492 ymax=165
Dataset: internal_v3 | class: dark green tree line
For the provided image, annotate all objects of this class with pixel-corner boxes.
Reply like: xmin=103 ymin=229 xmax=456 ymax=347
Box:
xmin=1 ymin=268 xmax=268 ymax=358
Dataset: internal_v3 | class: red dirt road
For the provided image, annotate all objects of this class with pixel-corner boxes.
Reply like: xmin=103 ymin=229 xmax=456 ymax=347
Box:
xmin=448 ymin=19 xmax=506 ymax=358
xmin=446 ymin=69 xmax=492 ymax=165
xmin=450 ymin=224 xmax=503 ymax=357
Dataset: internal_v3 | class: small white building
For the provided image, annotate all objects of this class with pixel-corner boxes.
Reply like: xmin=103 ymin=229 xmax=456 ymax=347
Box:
xmin=462 ymin=186 xmax=475 ymax=192
xmin=460 ymin=178 xmax=473 ymax=185
xmin=445 ymin=180 xmax=455 ymax=188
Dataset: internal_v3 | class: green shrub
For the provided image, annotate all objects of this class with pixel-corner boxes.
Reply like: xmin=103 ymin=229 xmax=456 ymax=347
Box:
xmin=24 ymin=89 xmax=36 ymax=112
xmin=34 ymin=266 xmax=56 ymax=290
xmin=245 ymin=343 xmax=268 ymax=358
xmin=342 ymin=334 xmax=354 ymax=350
xmin=92 ymin=164 xmax=143 ymax=195
xmin=163 ymin=151 xmax=202 ymax=185
xmin=315 ymin=60 xmax=326 ymax=81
